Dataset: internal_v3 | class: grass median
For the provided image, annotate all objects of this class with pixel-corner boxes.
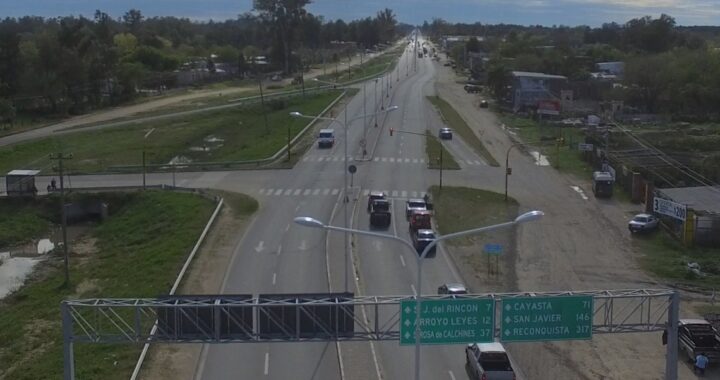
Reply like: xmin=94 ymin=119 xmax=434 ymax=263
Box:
xmin=0 ymin=90 xmax=341 ymax=174
xmin=317 ymin=47 xmax=402 ymax=84
xmin=425 ymin=130 xmax=460 ymax=170
xmin=0 ymin=190 xmax=257 ymax=380
xmin=427 ymin=96 xmax=500 ymax=167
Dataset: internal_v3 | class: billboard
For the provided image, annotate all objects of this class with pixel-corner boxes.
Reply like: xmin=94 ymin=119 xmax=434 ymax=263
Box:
xmin=537 ymin=100 xmax=561 ymax=116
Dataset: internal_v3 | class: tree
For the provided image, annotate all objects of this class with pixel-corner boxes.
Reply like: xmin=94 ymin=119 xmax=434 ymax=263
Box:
xmin=375 ymin=8 xmax=396 ymax=43
xmin=253 ymin=0 xmax=311 ymax=74
xmin=466 ymin=37 xmax=480 ymax=53
xmin=123 ymin=9 xmax=143 ymax=34
xmin=0 ymin=98 xmax=16 ymax=125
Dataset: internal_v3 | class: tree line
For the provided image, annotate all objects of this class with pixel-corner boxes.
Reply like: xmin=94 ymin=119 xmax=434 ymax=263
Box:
xmin=0 ymin=1 xmax=403 ymax=120
xmin=423 ymin=15 xmax=720 ymax=120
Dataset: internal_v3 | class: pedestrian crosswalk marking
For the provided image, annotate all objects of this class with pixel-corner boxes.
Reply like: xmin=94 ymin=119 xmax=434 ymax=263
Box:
xmin=323 ymin=188 xmax=330 ymax=195
xmin=304 ymin=189 xmax=311 ymax=196
xmin=274 ymin=189 xmax=283 ymax=196
xmin=294 ymin=189 xmax=302 ymax=196
xmin=284 ymin=189 xmax=292 ymax=196
xmin=257 ymin=188 xmax=428 ymax=199
xmin=313 ymin=189 xmax=321 ymax=195
xmin=331 ymin=189 xmax=339 ymax=195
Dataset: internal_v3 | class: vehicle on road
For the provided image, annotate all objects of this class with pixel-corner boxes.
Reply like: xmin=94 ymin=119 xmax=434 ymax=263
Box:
xmin=678 ymin=319 xmax=720 ymax=364
xmin=409 ymin=210 xmax=432 ymax=235
xmin=439 ymin=127 xmax=453 ymax=140
xmin=412 ymin=229 xmax=436 ymax=257
xmin=406 ymin=198 xmax=428 ymax=218
xmin=438 ymin=283 xmax=467 ymax=295
xmin=367 ymin=191 xmax=387 ymax=212
xmin=592 ymin=171 xmax=614 ymax=198
xmin=479 ymin=100 xmax=489 ymax=108
xmin=317 ymin=129 xmax=335 ymax=148
xmin=465 ymin=342 xmax=515 ymax=380
xmin=628 ymin=213 xmax=659 ymax=233
xmin=464 ymin=84 xmax=482 ymax=93
xmin=443 ymin=62 xmax=451 ymax=67
xmin=369 ymin=199 xmax=391 ymax=229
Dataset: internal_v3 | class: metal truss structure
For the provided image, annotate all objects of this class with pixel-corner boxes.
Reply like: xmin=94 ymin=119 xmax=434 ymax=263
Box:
xmin=62 ymin=289 xmax=680 ymax=380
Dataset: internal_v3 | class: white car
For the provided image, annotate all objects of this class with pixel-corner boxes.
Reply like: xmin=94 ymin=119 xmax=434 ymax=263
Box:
xmin=628 ymin=213 xmax=659 ymax=233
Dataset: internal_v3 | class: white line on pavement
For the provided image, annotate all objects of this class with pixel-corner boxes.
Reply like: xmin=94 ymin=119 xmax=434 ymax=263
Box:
xmin=284 ymin=224 xmax=290 ymax=232
xmin=295 ymin=205 xmax=301 ymax=211
xmin=276 ymin=245 xmax=282 ymax=255
xmin=274 ymin=189 xmax=283 ymax=196
xmin=283 ymin=189 xmax=292 ymax=196
xmin=331 ymin=189 xmax=339 ymax=195
xmin=303 ymin=189 xmax=311 ymax=196
xmin=410 ymin=284 xmax=417 ymax=295
xmin=293 ymin=189 xmax=301 ymax=196
xmin=400 ymin=255 xmax=406 ymax=267
xmin=448 ymin=370 xmax=456 ymax=380
xmin=272 ymin=273 xmax=277 ymax=285
xmin=264 ymin=352 xmax=269 ymax=375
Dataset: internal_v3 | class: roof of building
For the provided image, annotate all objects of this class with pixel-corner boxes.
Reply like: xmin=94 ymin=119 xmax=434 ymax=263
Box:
xmin=512 ymin=71 xmax=567 ymax=80
xmin=656 ymin=186 xmax=720 ymax=214
xmin=7 ymin=170 xmax=41 ymax=176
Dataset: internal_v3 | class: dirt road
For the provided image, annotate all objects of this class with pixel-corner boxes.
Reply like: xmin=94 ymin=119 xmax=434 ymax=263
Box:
xmin=432 ymin=59 xmax=703 ymax=379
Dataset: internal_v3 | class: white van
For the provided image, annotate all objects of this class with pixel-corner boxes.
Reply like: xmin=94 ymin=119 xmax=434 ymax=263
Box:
xmin=318 ymin=129 xmax=335 ymax=148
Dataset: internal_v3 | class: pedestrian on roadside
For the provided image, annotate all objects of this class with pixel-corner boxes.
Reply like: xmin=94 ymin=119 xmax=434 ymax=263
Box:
xmin=50 ymin=178 xmax=57 ymax=190
xmin=695 ymin=352 xmax=708 ymax=375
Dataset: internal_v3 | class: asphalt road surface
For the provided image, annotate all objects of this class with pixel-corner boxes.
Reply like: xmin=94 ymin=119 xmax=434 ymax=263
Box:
xmin=1 ymin=34 xmax=708 ymax=380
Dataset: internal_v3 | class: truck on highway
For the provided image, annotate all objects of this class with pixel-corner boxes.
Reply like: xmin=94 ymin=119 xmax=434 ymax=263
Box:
xmin=465 ymin=342 xmax=515 ymax=380
xmin=369 ymin=199 xmax=391 ymax=229
xmin=678 ymin=319 xmax=720 ymax=363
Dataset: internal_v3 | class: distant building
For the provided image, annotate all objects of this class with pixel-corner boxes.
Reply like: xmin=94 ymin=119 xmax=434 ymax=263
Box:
xmin=441 ymin=35 xmax=484 ymax=51
xmin=592 ymin=61 xmax=625 ymax=81
xmin=509 ymin=71 xmax=568 ymax=113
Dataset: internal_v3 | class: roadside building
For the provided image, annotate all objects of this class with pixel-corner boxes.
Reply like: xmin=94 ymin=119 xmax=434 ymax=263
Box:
xmin=653 ymin=186 xmax=720 ymax=247
xmin=5 ymin=170 xmax=40 ymax=197
xmin=508 ymin=71 xmax=568 ymax=113
xmin=441 ymin=35 xmax=484 ymax=52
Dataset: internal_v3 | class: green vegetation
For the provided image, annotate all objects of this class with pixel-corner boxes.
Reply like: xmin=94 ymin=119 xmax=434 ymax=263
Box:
xmin=0 ymin=191 xmax=236 ymax=379
xmin=425 ymin=131 xmax=460 ymax=170
xmin=427 ymin=96 xmax=500 ymax=166
xmin=500 ymin=114 xmax=593 ymax=178
xmin=0 ymin=91 xmax=342 ymax=174
xmin=430 ymin=186 xmax=518 ymax=246
xmin=317 ymin=47 xmax=402 ymax=84
xmin=635 ymin=231 xmax=720 ymax=289
xmin=0 ymin=199 xmax=52 ymax=248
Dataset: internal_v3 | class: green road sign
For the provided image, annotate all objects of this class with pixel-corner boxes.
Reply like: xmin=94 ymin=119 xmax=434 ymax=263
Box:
xmin=501 ymin=296 xmax=593 ymax=342
xmin=400 ymin=299 xmax=494 ymax=345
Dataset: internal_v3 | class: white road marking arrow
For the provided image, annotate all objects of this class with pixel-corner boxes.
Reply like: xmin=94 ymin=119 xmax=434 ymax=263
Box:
xmin=254 ymin=241 xmax=265 ymax=253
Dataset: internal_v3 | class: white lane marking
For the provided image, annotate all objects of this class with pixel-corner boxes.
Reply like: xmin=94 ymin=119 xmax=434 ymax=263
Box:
xmin=420 ymin=159 xmax=426 ymax=164
xmin=276 ymin=245 xmax=282 ymax=255
xmin=381 ymin=157 xmax=387 ymax=162
xmin=299 ymin=240 xmax=307 ymax=251
xmin=571 ymin=186 xmax=589 ymax=200
xmin=293 ymin=189 xmax=302 ymax=196
xmin=374 ymin=157 xmax=379 ymax=162
xmin=412 ymin=159 xmax=418 ymax=163
xmin=323 ymin=188 xmax=330 ymax=195
xmin=295 ymin=205 xmax=301 ymax=212
xmin=389 ymin=157 xmax=395 ymax=163
xmin=285 ymin=224 xmax=290 ymax=232
xmin=274 ymin=189 xmax=283 ymax=196
xmin=405 ymin=158 xmax=410 ymax=163
xmin=410 ymin=284 xmax=417 ymax=295
xmin=313 ymin=189 xmax=321 ymax=195
xmin=363 ymin=189 xmax=370 ymax=196
xmin=259 ymin=188 xmax=265 ymax=194
xmin=401 ymin=190 xmax=407 ymax=198
xmin=392 ymin=190 xmax=399 ymax=197
xmin=304 ymin=189 xmax=311 ymax=196
xmin=412 ymin=191 xmax=418 ymax=198
xmin=317 ymin=156 xmax=325 ymax=162
xmin=448 ymin=370 xmax=456 ymax=380
xmin=333 ymin=157 xmax=339 ymax=162
xmin=400 ymin=255 xmax=406 ymax=267
xmin=284 ymin=189 xmax=292 ymax=196
xmin=331 ymin=189 xmax=339 ymax=195
xmin=474 ymin=160 xmax=482 ymax=165
xmin=266 ymin=188 xmax=274 ymax=195
xmin=264 ymin=352 xmax=269 ymax=375
xmin=302 ymin=156 xmax=309 ymax=162
xmin=254 ymin=241 xmax=265 ymax=253
xmin=272 ymin=273 xmax=277 ymax=285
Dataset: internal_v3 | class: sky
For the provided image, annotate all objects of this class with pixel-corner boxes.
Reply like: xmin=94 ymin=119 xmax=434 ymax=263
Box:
xmin=0 ymin=0 xmax=719 ymax=27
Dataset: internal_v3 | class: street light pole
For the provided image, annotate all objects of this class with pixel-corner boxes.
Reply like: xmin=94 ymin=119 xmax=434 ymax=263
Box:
xmin=374 ymin=79 xmax=378 ymax=128
xmin=293 ymin=210 xmax=544 ymax=380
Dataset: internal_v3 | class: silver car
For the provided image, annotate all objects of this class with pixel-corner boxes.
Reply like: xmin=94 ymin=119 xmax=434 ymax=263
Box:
xmin=628 ymin=213 xmax=659 ymax=233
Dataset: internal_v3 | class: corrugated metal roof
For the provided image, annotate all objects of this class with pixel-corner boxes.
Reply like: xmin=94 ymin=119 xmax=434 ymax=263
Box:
xmin=657 ymin=186 xmax=720 ymax=214
xmin=7 ymin=170 xmax=41 ymax=176
xmin=512 ymin=71 xmax=567 ymax=80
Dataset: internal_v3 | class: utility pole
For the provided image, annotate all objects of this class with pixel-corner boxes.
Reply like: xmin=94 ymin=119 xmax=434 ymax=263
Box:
xmin=256 ymin=64 xmax=269 ymax=136
xmin=50 ymin=152 xmax=73 ymax=287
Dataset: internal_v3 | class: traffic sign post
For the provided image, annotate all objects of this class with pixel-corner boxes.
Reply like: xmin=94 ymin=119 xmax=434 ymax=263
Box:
xmin=501 ymin=296 xmax=593 ymax=342
xmin=400 ymin=299 xmax=494 ymax=345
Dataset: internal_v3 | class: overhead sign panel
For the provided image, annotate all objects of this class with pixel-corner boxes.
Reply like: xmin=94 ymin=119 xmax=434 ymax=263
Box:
xmin=400 ymin=299 xmax=494 ymax=345
xmin=501 ymin=296 xmax=593 ymax=342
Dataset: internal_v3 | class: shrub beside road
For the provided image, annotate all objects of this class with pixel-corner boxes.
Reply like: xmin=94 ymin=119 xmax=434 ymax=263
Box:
xmin=0 ymin=191 xmax=243 ymax=380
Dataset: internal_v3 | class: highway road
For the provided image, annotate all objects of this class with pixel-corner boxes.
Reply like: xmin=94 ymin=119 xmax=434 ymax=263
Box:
xmin=0 ymin=33 xmax=701 ymax=380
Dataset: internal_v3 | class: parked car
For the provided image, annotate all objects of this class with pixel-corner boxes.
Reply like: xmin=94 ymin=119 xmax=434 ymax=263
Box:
xmin=464 ymin=84 xmax=482 ymax=93
xmin=438 ymin=283 xmax=468 ymax=295
xmin=412 ymin=229 xmax=436 ymax=257
xmin=479 ymin=100 xmax=489 ymax=108
xmin=628 ymin=213 xmax=659 ymax=233
xmin=439 ymin=128 xmax=453 ymax=140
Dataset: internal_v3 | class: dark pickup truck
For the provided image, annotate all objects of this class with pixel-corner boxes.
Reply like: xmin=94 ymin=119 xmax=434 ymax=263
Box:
xmin=678 ymin=319 xmax=720 ymax=364
xmin=369 ymin=199 xmax=391 ymax=229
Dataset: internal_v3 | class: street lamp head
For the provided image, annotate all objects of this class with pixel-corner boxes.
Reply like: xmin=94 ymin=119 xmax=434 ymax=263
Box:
xmin=388 ymin=105 xmax=399 ymax=111
xmin=289 ymin=111 xmax=302 ymax=117
xmin=514 ymin=210 xmax=544 ymax=224
xmin=294 ymin=216 xmax=326 ymax=229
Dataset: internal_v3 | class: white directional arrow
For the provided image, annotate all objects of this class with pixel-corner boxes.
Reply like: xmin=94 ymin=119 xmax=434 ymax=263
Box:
xmin=504 ymin=329 xmax=511 ymax=336
xmin=254 ymin=241 xmax=265 ymax=253
xmin=505 ymin=316 xmax=511 ymax=323
xmin=299 ymin=240 xmax=307 ymax=251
